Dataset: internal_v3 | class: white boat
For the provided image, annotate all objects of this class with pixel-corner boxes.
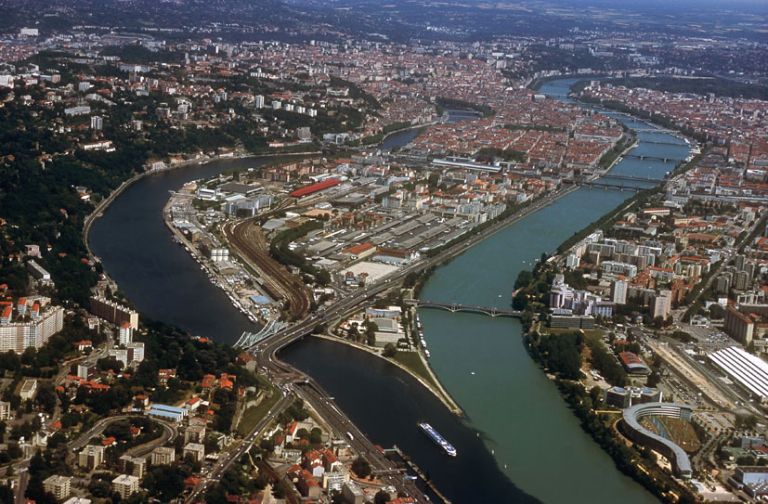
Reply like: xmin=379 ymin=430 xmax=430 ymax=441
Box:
xmin=419 ymin=422 xmax=457 ymax=457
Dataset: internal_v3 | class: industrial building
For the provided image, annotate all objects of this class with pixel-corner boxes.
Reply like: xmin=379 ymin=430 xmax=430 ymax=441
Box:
xmin=708 ymin=346 xmax=768 ymax=401
xmin=290 ymin=178 xmax=342 ymax=198
xmin=619 ymin=351 xmax=651 ymax=375
xmin=147 ymin=404 xmax=188 ymax=423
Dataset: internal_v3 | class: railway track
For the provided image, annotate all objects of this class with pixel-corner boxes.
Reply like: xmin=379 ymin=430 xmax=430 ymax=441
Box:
xmin=223 ymin=219 xmax=311 ymax=320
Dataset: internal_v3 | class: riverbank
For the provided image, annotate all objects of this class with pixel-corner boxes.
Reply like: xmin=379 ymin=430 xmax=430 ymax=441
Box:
xmin=528 ymin=72 xmax=618 ymax=92
xmin=503 ymin=78 xmax=698 ymax=501
xmin=374 ymin=121 xmax=435 ymax=147
xmin=82 ymin=150 xmax=321 ymax=258
xmin=310 ymin=333 xmax=463 ymax=415
xmin=405 ymin=77 xmax=692 ymax=503
xmin=162 ymin=191 xmax=274 ymax=329
xmin=516 ymin=222 xmax=696 ymax=503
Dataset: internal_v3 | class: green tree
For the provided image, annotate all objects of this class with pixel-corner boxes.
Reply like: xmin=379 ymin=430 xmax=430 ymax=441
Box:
xmin=351 ymin=457 xmax=371 ymax=478
xmin=382 ymin=343 xmax=397 ymax=358
xmin=142 ymin=465 xmax=186 ymax=502
xmin=364 ymin=320 xmax=378 ymax=346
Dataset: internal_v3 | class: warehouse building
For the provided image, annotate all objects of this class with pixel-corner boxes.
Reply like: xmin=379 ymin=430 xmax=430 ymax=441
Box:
xmin=708 ymin=346 xmax=768 ymax=401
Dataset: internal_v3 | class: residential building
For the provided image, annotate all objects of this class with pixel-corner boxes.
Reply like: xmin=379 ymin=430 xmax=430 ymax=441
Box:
xmin=183 ymin=442 xmax=205 ymax=463
xmin=151 ymin=446 xmax=176 ymax=466
xmin=127 ymin=342 xmax=145 ymax=363
xmin=78 ymin=445 xmax=105 ymax=470
xmin=650 ymin=290 xmax=672 ymax=320
xmin=723 ymin=305 xmax=768 ymax=345
xmin=0 ymin=400 xmax=11 ymax=420
xmin=63 ymin=498 xmax=92 ymax=504
xmin=0 ymin=303 xmax=64 ymax=353
xmin=341 ymin=482 xmax=365 ymax=504
xmin=611 ymin=280 xmax=628 ymax=305
xmin=89 ymin=296 xmax=139 ymax=329
xmin=20 ymin=379 xmax=37 ymax=401
xmin=118 ymin=322 xmax=133 ymax=345
xmin=119 ymin=455 xmax=147 ymax=479
xmin=323 ymin=470 xmax=350 ymax=492
xmin=90 ymin=115 xmax=103 ymax=130
xmin=184 ymin=424 xmax=206 ymax=444
xmin=43 ymin=475 xmax=72 ymax=501
xmin=112 ymin=474 xmax=140 ymax=499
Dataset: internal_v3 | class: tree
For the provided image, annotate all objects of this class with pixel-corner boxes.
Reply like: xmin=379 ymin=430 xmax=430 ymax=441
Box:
xmin=514 ymin=270 xmax=533 ymax=290
xmin=364 ymin=320 xmax=378 ymax=347
xmin=36 ymin=383 xmax=57 ymax=414
xmin=347 ymin=323 xmax=360 ymax=342
xmin=142 ymin=465 xmax=186 ymax=502
xmin=709 ymin=304 xmax=725 ymax=320
xmin=374 ymin=490 xmax=390 ymax=504
xmin=512 ymin=291 xmax=528 ymax=311
xmin=96 ymin=356 xmax=123 ymax=373
xmin=351 ymin=457 xmax=371 ymax=478
xmin=0 ymin=484 xmax=13 ymax=504
xmin=382 ymin=343 xmax=397 ymax=358
xmin=259 ymin=438 xmax=275 ymax=453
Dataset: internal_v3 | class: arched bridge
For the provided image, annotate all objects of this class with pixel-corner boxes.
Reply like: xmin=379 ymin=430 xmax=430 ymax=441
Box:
xmin=404 ymin=299 xmax=522 ymax=318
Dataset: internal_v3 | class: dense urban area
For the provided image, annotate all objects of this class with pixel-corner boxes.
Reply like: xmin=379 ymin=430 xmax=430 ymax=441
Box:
xmin=0 ymin=0 xmax=767 ymax=503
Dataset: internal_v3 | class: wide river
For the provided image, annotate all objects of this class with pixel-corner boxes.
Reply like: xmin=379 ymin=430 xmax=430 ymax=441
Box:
xmin=89 ymin=78 xmax=689 ymax=503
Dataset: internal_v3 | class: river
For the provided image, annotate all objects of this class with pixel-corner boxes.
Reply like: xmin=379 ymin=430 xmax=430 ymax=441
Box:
xmin=89 ymin=79 xmax=689 ymax=503
xmin=409 ymin=78 xmax=688 ymax=503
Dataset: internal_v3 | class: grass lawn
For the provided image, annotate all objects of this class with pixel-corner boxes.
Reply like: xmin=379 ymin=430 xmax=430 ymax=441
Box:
xmin=392 ymin=351 xmax=439 ymax=390
xmin=236 ymin=385 xmax=281 ymax=437
xmin=547 ymin=327 xmax=606 ymax=339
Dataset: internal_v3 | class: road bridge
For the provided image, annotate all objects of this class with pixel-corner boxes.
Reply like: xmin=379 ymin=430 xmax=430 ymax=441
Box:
xmin=624 ymin=154 xmax=677 ymax=163
xmin=404 ymin=299 xmax=522 ymax=318
xmin=599 ymin=174 xmax=665 ymax=183
xmin=632 ymin=127 xmax=675 ymax=134
xmin=641 ymin=139 xmax=687 ymax=147
xmin=234 ymin=319 xmax=286 ymax=349
xmin=564 ymin=180 xmax=650 ymax=192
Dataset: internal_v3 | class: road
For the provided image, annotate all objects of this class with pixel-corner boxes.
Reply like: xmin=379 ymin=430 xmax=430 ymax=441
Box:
xmin=185 ymin=393 xmax=294 ymax=503
xmin=294 ymin=381 xmax=426 ymax=497
xmin=68 ymin=414 xmax=178 ymax=453
xmin=14 ymin=469 xmax=28 ymax=504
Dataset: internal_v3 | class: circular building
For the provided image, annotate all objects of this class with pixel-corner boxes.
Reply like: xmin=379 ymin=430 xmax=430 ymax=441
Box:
xmin=620 ymin=402 xmax=693 ymax=479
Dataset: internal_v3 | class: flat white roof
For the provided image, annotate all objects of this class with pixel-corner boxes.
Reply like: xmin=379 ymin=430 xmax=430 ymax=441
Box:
xmin=340 ymin=261 xmax=398 ymax=283
xmin=709 ymin=346 xmax=768 ymax=398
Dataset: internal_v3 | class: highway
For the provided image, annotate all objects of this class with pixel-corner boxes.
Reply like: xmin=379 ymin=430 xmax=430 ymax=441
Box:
xmin=68 ymin=414 xmax=178 ymax=453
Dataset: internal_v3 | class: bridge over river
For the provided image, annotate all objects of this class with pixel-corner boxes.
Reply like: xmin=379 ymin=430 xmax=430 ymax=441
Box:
xmin=404 ymin=299 xmax=522 ymax=318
